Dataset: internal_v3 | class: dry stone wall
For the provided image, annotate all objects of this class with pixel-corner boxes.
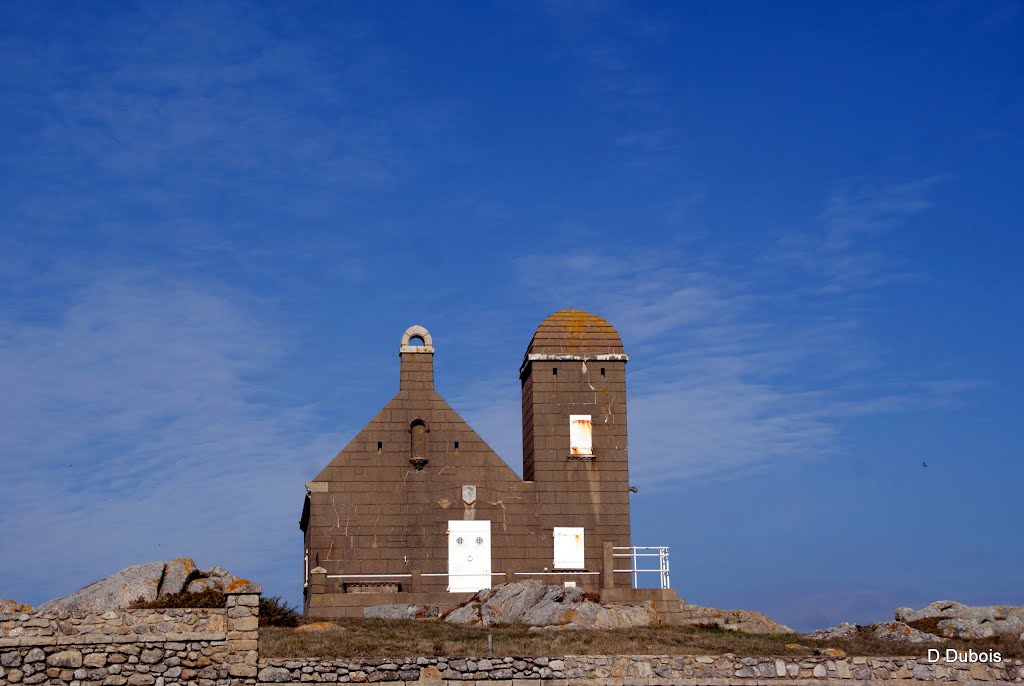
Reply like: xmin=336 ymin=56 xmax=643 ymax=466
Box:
xmin=0 ymin=586 xmax=260 ymax=686
xmin=256 ymin=654 xmax=1023 ymax=683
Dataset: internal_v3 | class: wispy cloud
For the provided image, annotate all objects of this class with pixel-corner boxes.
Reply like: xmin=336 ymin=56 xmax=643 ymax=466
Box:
xmin=0 ymin=272 xmax=343 ymax=604
xmin=532 ymin=0 xmax=679 ymax=168
xmin=778 ymin=176 xmax=948 ymax=294
xmin=0 ymin=2 xmax=460 ymax=292
xmin=821 ymin=176 xmax=944 ymax=243
xmin=482 ymin=179 xmax=971 ymax=488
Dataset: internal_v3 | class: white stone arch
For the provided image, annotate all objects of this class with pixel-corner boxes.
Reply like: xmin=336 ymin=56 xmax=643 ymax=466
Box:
xmin=400 ymin=324 xmax=434 ymax=352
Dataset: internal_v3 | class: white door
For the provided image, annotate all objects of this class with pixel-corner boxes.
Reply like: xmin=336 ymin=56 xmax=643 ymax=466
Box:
xmin=448 ymin=520 xmax=491 ymax=592
xmin=553 ymin=527 xmax=585 ymax=569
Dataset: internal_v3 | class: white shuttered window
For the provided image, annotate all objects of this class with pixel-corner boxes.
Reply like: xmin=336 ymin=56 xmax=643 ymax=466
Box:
xmin=553 ymin=527 xmax=585 ymax=569
xmin=569 ymin=414 xmax=593 ymax=456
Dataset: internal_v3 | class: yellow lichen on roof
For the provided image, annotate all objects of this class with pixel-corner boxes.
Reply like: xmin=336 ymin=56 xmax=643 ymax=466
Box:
xmin=526 ymin=309 xmax=625 ymax=356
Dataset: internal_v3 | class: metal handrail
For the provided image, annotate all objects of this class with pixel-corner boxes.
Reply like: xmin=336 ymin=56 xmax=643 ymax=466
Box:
xmin=514 ymin=571 xmax=599 ymax=575
xmin=611 ymin=545 xmax=670 ymax=589
xmin=312 ymin=548 xmax=671 ymax=591
xmin=325 ymin=573 xmax=413 ymax=579
xmin=422 ymin=572 xmax=507 ymax=577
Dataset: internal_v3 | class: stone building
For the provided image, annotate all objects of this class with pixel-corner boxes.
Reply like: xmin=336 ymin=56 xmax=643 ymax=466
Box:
xmin=300 ymin=310 xmax=672 ymax=617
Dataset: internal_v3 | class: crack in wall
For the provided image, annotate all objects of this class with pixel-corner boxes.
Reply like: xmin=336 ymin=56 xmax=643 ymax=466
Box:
xmin=489 ymin=495 xmax=524 ymax=532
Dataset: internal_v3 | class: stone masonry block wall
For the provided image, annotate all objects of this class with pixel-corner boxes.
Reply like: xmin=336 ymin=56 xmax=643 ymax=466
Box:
xmin=256 ymin=654 xmax=1023 ymax=683
xmin=0 ymin=586 xmax=260 ymax=686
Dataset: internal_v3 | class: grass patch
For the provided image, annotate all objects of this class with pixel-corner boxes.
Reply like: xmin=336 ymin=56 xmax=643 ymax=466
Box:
xmin=259 ymin=619 xmax=1024 ymax=659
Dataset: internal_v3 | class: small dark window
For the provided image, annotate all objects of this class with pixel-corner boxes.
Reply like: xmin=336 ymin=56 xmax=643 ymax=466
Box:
xmin=410 ymin=419 xmax=427 ymax=459
xmin=377 ymin=441 xmax=383 ymax=453
xmin=600 ymin=367 xmax=605 ymax=377
xmin=552 ymin=367 xmax=558 ymax=376
xmin=454 ymin=441 xmax=460 ymax=451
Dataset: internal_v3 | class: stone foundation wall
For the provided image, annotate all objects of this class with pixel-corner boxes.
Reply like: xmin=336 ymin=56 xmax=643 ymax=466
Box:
xmin=0 ymin=585 xmax=260 ymax=686
xmin=256 ymin=654 xmax=1022 ymax=683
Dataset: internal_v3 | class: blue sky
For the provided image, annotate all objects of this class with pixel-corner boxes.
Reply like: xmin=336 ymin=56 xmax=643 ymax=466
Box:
xmin=1 ymin=1 xmax=1022 ymax=632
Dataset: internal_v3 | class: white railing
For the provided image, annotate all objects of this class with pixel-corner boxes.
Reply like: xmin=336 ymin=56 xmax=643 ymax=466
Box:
xmin=322 ymin=571 xmax=601 ymax=579
xmin=325 ymin=573 xmax=413 ymax=579
xmin=512 ymin=571 xmax=599 ymax=576
xmin=612 ymin=546 xmax=670 ymax=590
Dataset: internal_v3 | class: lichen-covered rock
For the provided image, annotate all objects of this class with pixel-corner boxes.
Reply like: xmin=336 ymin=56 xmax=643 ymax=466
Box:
xmin=807 ymin=622 xmax=859 ymax=640
xmin=895 ymin=600 xmax=968 ymax=623
xmin=445 ymin=580 xmax=655 ymax=629
xmin=594 ymin=602 xmax=657 ymax=628
xmin=895 ymin=600 xmax=1024 ymax=640
xmin=185 ymin=577 xmax=219 ymax=593
xmin=363 ymin=603 xmax=439 ymax=619
xmin=444 ymin=601 xmax=481 ymax=625
xmin=479 ymin=581 xmax=553 ymax=625
xmin=159 ymin=558 xmax=197 ymax=595
xmin=36 ymin=559 xmax=247 ymax=611
xmin=184 ymin=567 xmax=245 ymax=593
xmin=938 ymin=617 xmax=1007 ymax=640
xmin=872 ymin=621 xmax=944 ymax=643
xmin=37 ymin=562 xmax=165 ymax=612
xmin=0 ymin=599 xmax=33 ymax=613
xmin=681 ymin=605 xmax=795 ymax=634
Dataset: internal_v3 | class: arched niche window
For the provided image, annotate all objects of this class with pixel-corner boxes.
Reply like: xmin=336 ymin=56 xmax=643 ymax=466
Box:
xmin=409 ymin=419 xmax=428 ymax=459
xmin=408 ymin=335 xmax=426 ymax=346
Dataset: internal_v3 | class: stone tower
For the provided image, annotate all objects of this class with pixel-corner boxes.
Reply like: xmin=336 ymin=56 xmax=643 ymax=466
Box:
xmin=520 ymin=309 xmax=632 ymax=565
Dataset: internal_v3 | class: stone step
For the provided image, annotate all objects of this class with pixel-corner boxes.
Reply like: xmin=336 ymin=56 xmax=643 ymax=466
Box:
xmin=652 ymin=599 xmax=688 ymax=613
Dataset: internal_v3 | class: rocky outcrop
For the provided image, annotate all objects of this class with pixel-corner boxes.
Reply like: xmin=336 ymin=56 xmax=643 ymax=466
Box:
xmin=872 ymin=621 xmax=944 ymax=643
xmin=807 ymin=620 xmax=943 ymax=644
xmin=37 ymin=561 xmax=166 ymax=612
xmin=806 ymin=601 xmax=1024 ymax=643
xmin=0 ymin=599 xmax=34 ymax=613
xmin=160 ymin=557 xmax=197 ymax=595
xmin=185 ymin=565 xmax=245 ymax=594
xmin=895 ymin=601 xmax=1024 ymax=640
xmin=896 ymin=600 xmax=965 ymax=623
xmin=36 ymin=559 xmax=245 ymax=612
xmin=679 ymin=605 xmax=795 ymax=634
xmin=444 ymin=580 xmax=656 ymax=629
xmin=807 ymin=622 xmax=859 ymax=640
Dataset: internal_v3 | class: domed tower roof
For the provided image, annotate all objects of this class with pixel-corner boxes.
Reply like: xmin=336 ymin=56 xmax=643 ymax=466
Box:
xmin=525 ymin=309 xmax=626 ymax=357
